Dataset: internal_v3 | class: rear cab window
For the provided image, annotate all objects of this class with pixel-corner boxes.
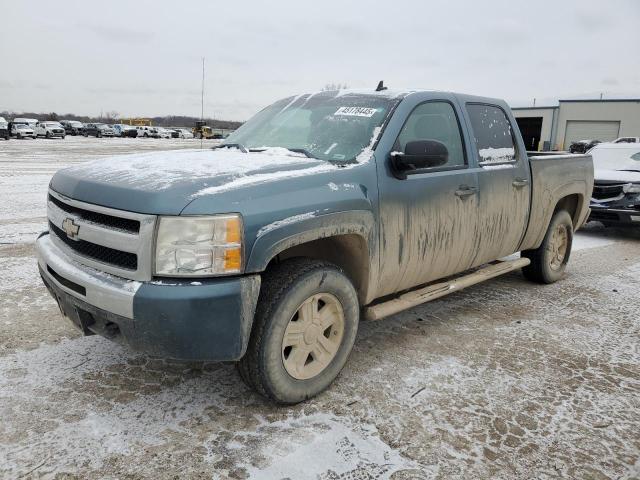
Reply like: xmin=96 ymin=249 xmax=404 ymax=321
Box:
xmin=466 ymin=104 xmax=517 ymax=165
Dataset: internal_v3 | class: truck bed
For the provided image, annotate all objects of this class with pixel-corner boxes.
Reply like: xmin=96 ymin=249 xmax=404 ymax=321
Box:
xmin=520 ymin=153 xmax=594 ymax=251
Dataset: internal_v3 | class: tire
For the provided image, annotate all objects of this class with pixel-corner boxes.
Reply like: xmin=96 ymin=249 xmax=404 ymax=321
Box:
xmin=522 ymin=210 xmax=573 ymax=284
xmin=17 ymin=134 xmax=22 ymax=139
xmin=238 ymin=258 xmax=359 ymax=404
xmin=97 ymin=132 xmax=102 ymax=138
xmin=46 ymin=131 xmax=50 ymax=139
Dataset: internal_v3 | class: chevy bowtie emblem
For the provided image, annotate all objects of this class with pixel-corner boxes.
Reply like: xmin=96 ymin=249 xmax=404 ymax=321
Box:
xmin=62 ymin=218 xmax=80 ymax=239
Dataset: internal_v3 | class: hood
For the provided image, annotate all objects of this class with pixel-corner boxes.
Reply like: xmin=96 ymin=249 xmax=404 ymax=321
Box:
xmin=49 ymin=148 xmax=338 ymax=215
xmin=594 ymin=169 xmax=640 ymax=184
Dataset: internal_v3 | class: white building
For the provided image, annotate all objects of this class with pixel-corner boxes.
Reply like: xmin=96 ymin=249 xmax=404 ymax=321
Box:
xmin=512 ymin=99 xmax=640 ymax=151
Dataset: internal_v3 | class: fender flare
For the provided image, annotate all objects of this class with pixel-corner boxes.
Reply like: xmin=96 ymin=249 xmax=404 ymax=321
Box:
xmin=245 ymin=210 xmax=376 ymax=273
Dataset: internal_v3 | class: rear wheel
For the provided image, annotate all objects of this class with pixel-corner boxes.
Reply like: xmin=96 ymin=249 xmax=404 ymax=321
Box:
xmin=238 ymin=258 xmax=359 ymax=404
xmin=522 ymin=210 xmax=573 ymax=284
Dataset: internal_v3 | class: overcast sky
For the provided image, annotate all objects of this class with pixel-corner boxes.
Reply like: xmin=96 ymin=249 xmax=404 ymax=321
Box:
xmin=1 ymin=0 xmax=639 ymax=121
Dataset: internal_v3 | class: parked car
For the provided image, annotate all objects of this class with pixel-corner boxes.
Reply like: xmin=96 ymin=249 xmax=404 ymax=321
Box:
xmin=36 ymin=88 xmax=593 ymax=403
xmin=136 ymin=126 xmax=159 ymax=138
xmin=111 ymin=124 xmax=138 ymax=138
xmin=60 ymin=120 xmax=85 ymax=136
xmin=0 ymin=117 xmax=9 ymax=140
xmin=173 ymin=128 xmax=194 ymax=139
xmin=11 ymin=123 xmax=36 ymax=139
xmin=35 ymin=121 xmax=66 ymax=139
xmin=588 ymin=143 xmax=640 ymax=226
xmin=12 ymin=117 xmax=39 ymax=129
xmin=156 ymin=127 xmax=172 ymax=139
xmin=569 ymin=139 xmax=601 ymax=153
xmin=612 ymin=137 xmax=640 ymax=144
xmin=84 ymin=123 xmax=115 ymax=138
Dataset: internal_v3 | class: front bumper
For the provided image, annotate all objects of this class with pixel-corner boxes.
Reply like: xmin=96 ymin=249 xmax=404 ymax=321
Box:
xmin=589 ymin=205 xmax=640 ymax=225
xmin=36 ymin=233 xmax=261 ymax=360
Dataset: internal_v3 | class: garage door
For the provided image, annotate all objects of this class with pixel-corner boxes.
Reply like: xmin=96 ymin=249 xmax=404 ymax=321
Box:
xmin=564 ymin=120 xmax=620 ymax=148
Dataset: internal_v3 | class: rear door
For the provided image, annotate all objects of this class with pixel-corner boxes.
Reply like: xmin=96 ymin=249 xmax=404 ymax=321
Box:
xmin=464 ymin=103 xmax=531 ymax=265
xmin=376 ymin=94 xmax=481 ymax=296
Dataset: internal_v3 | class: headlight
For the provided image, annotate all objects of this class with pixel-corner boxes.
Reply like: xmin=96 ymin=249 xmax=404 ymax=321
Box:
xmin=154 ymin=214 xmax=242 ymax=276
xmin=623 ymin=183 xmax=640 ymax=194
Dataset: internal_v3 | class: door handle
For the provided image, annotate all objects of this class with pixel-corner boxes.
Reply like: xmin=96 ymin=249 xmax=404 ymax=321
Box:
xmin=512 ymin=178 xmax=529 ymax=188
xmin=455 ymin=186 xmax=477 ymax=198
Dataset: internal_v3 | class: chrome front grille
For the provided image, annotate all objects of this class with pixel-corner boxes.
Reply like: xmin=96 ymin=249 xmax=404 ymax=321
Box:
xmin=47 ymin=189 xmax=156 ymax=281
xmin=592 ymin=183 xmax=624 ymax=200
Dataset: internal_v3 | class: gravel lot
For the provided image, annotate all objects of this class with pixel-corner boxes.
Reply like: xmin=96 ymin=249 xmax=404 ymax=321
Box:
xmin=0 ymin=137 xmax=639 ymax=479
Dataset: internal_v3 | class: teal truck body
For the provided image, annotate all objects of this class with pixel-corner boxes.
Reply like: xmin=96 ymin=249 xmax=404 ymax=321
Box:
xmin=37 ymin=88 xmax=593 ymax=402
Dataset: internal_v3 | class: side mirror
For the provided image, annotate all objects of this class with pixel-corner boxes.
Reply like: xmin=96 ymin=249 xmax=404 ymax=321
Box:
xmin=391 ymin=140 xmax=449 ymax=176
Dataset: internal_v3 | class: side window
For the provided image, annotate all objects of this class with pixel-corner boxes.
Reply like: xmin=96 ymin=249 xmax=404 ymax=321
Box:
xmin=466 ymin=104 xmax=516 ymax=164
xmin=395 ymin=101 xmax=466 ymax=168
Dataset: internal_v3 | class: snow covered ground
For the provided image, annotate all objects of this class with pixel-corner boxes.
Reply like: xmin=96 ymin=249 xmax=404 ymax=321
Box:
xmin=0 ymin=137 xmax=639 ymax=479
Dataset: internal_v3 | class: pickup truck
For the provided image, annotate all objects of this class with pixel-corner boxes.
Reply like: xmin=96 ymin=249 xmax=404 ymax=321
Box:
xmin=35 ymin=121 xmax=66 ymax=139
xmin=36 ymin=88 xmax=594 ymax=403
xmin=83 ymin=123 xmax=115 ymax=138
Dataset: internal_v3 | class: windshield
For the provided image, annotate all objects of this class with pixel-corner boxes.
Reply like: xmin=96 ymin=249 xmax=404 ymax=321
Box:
xmin=222 ymin=91 xmax=400 ymax=162
xmin=592 ymin=146 xmax=640 ymax=172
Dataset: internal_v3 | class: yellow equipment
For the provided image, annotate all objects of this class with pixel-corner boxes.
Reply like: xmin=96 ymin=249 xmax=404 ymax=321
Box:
xmin=193 ymin=120 xmax=213 ymax=139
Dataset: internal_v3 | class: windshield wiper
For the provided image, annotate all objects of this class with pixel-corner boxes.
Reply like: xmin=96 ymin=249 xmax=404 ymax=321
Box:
xmin=284 ymin=148 xmax=317 ymax=159
xmin=617 ymin=169 xmax=640 ymax=173
xmin=244 ymin=146 xmax=319 ymax=159
xmin=212 ymin=143 xmax=249 ymax=153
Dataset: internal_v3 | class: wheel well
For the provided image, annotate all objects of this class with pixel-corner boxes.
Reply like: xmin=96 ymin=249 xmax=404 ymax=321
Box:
xmin=554 ymin=194 xmax=582 ymax=227
xmin=266 ymin=234 xmax=370 ymax=303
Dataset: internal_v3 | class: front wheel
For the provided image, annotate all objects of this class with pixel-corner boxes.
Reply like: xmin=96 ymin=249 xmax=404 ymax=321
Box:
xmin=238 ymin=258 xmax=359 ymax=404
xmin=522 ymin=210 xmax=573 ymax=284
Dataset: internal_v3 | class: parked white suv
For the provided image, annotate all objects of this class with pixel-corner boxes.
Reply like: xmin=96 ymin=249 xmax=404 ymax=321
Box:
xmin=35 ymin=121 xmax=66 ymax=139
xmin=11 ymin=123 xmax=36 ymax=139
xmin=156 ymin=127 xmax=172 ymax=139
xmin=174 ymin=128 xmax=194 ymax=139
xmin=12 ymin=117 xmax=38 ymax=129
xmin=136 ymin=126 xmax=159 ymax=138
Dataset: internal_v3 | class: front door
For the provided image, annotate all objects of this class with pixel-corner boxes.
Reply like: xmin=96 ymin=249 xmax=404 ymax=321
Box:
xmin=376 ymin=98 xmax=481 ymax=297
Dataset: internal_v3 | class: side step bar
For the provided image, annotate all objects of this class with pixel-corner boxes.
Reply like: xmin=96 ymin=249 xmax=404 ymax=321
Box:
xmin=363 ymin=257 xmax=531 ymax=321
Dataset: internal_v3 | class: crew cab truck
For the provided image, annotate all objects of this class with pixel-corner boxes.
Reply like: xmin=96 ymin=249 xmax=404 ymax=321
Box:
xmin=35 ymin=121 xmax=66 ymax=139
xmin=36 ymin=89 xmax=593 ymax=403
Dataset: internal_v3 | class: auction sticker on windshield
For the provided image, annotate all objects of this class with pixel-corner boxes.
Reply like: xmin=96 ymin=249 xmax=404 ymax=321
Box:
xmin=334 ymin=107 xmax=377 ymax=117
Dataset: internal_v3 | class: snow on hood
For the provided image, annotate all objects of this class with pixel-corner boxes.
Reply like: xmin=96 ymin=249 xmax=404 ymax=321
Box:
xmin=594 ymin=169 xmax=640 ymax=183
xmin=59 ymin=148 xmax=325 ymax=192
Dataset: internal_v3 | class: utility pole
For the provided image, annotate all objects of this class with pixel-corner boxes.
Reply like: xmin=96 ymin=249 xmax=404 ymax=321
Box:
xmin=201 ymin=57 xmax=205 ymax=149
